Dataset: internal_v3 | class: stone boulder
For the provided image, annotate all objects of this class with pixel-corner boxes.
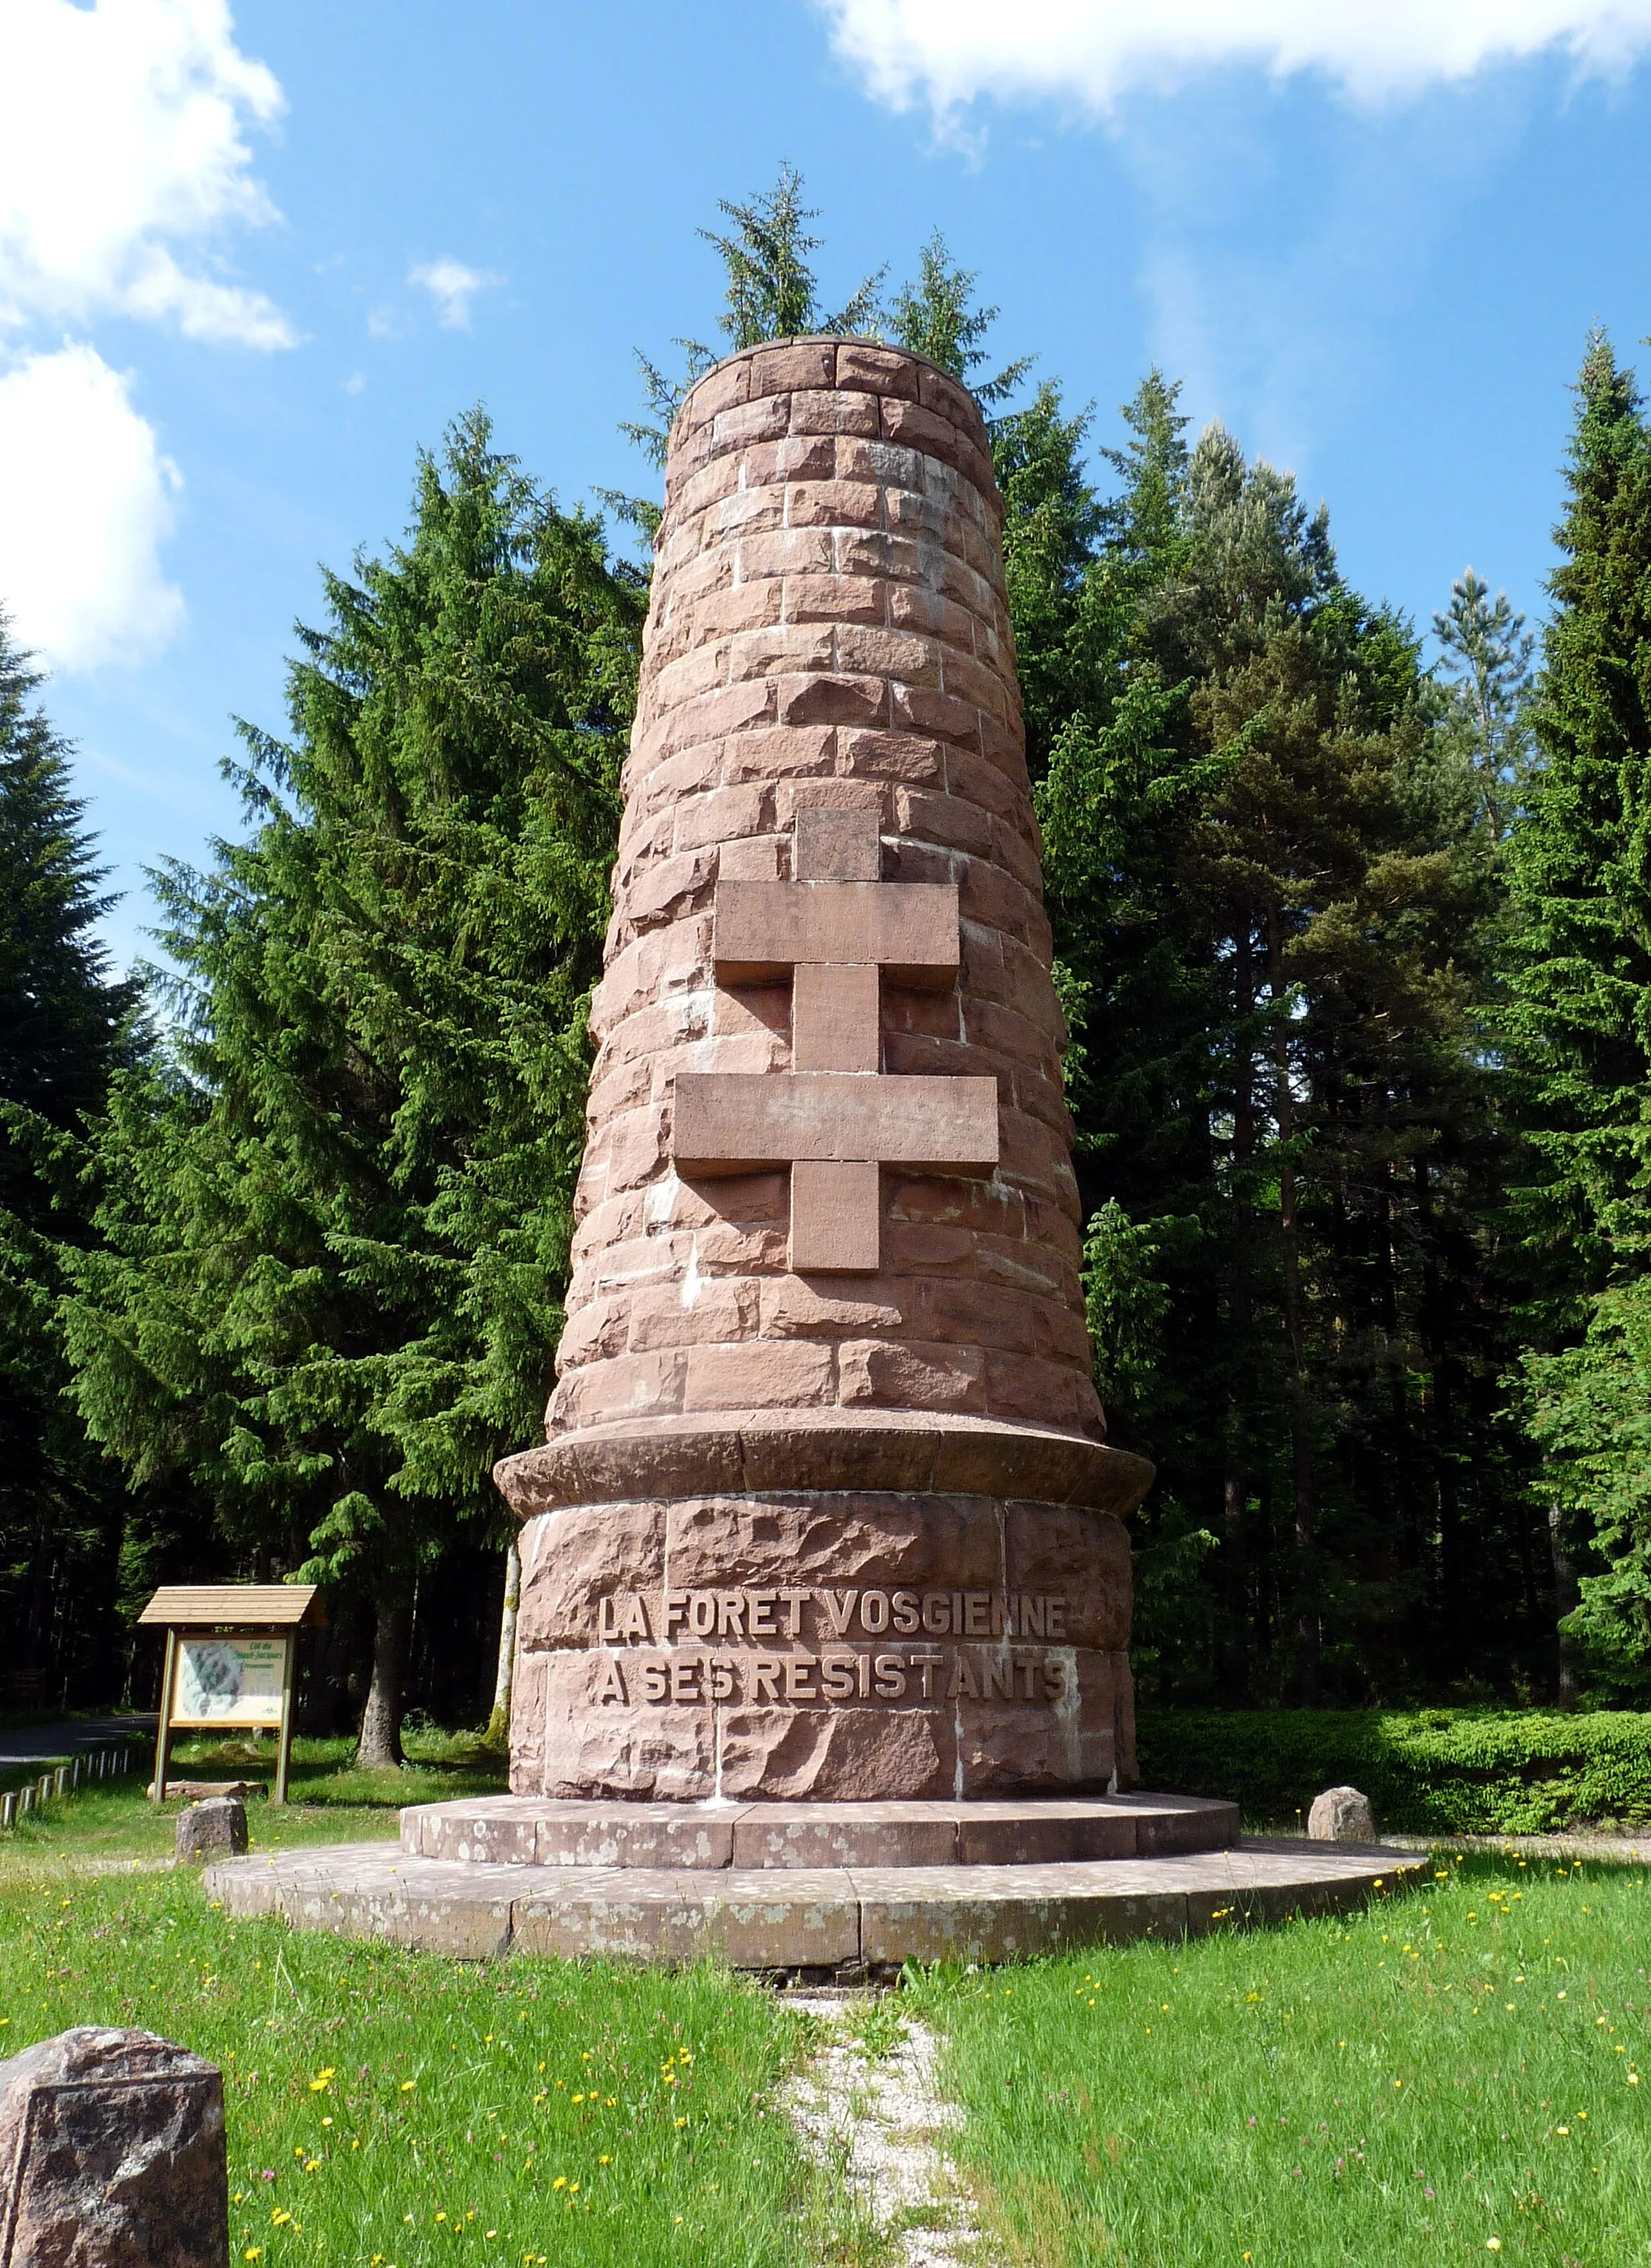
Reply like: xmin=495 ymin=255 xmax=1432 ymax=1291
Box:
xmin=175 ymin=1797 xmax=247 ymax=1864
xmin=1307 ymin=1784 xmax=1377 ymax=1842
xmin=0 ymin=2026 xmax=227 ymax=2266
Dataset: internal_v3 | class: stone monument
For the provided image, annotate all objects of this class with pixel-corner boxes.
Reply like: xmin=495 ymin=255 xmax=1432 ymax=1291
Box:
xmin=496 ymin=334 xmax=1146 ymax=1804
xmin=206 ymin=340 xmax=1421 ymax=1962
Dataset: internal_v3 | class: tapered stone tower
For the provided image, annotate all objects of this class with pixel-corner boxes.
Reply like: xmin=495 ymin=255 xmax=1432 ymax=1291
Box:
xmin=208 ymin=339 xmax=1424 ymax=1962
xmin=494 ymin=336 xmax=1154 ymax=1802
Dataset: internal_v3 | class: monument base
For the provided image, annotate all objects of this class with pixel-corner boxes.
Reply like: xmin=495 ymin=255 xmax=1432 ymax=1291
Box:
xmin=205 ymin=1794 xmax=1424 ymax=1972
xmin=497 ymin=1412 xmax=1154 ymax=1803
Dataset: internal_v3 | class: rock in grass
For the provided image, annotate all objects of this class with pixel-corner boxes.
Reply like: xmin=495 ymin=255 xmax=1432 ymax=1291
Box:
xmin=175 ymin=1797 xmax=247 ymax=1863
xmin=0 ymin=2026 xmax=228 ymax=2266
xmin=1308 ymin=1785 xmax=1377 ymax=1842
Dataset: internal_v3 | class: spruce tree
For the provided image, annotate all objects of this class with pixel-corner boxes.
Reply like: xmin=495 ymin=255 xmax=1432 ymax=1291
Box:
xmin=1029 ymin=392 xmax=1514 ymax=1704
xmin=621 ymin=162 xmax=884 ymax=491
xmin=1433 ymin=568 xmax=1535 ymax=841
xmin=65 ymin=417 xmax=641 ymax=1762
xmin=0 ymin=615 xmax=140 ymax=1702
xmin=888 ymin=231 xmax=1030 ymax=404
xmin=1508 ymin=334 xmax=1651 ymax=1689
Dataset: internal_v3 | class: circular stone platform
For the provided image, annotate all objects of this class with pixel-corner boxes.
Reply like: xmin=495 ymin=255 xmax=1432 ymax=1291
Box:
xmin=203 ymin=1796 xmax=1424 ymax=1975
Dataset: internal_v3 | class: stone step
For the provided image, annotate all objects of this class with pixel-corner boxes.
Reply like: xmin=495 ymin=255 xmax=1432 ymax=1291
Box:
xmin=205 ymin=1837 xmax=1424 ymax=1972
xmin=397 ymin=1791 xmax=1241 ymax=1871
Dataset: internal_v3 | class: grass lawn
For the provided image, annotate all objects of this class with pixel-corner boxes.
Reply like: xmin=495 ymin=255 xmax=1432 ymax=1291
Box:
xmin=908 ymin=1851 xmax=1651 ymax=2266
xmin=0 ymin=1865 xmax=866 ymax=2267
xmin=0 ymin=1726 xmax=508 ymax=1859
xmin=8 ymin=1730 xmax=1650 ymax=2264
xmin=0 ymin=1730 xmax=889 ymax=2266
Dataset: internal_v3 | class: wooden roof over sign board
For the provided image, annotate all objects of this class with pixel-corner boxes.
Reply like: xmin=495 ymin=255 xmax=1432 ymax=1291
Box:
xmin=137 ymin=1585 xmax=323 ymax=1629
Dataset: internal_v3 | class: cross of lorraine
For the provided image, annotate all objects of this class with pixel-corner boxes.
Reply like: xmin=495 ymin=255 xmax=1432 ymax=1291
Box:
xmin=671 ymin=800 xmax=1000 ymax=1270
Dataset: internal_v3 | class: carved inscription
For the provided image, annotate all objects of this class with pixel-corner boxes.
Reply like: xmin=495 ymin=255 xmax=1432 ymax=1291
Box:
xmin=599 ymin=1586 xmax=1067 ymax=1643
xmin=590 ymin=1585 xmax=1073 ymax=1709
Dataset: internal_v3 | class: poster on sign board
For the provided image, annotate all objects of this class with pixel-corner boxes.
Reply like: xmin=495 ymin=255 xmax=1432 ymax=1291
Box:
xmin=169 ymin=1635 xmax=288 ymax=1726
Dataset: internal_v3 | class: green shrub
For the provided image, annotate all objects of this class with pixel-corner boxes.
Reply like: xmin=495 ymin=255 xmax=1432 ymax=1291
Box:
xmin=1137 ymin=1707 xmax=1651 ymax=1834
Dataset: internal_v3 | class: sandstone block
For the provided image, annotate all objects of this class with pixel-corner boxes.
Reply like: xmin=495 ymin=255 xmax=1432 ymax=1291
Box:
xmin=750 ymin=339 xmax=837 ymax=395
xmin=519 ymin=1500 xmax=666 ymax=1648
xmin=835 ymin=341 xmax=921 ymax=398
xmin=917 ymin=360 xmax=982 ymax=430
xmin=794 ymin=802 xmax=882 ymax=881
xmin=683 ymin=1339 xmax=836 ymax=1411
xmin=680 ymin=357 xmax=748 ymax=426
xmin=791 ymin=1160 xmax=881 ymax=1270
xmin=785 ymin=479 xmax=883 ymax=530
xmin=1004 ymin=1506 xmax=1131 ymax=1649
xmin=535 ymin=1651 xmax=714 ymax=1801
xmin=718 ymin=1704 xmax=953 ymax=1800
xmin=891 ymin=683 xmax=981 ymax=751
xmin=838 ymin=1337 xmax=985 ymax=1412
xmin=788 ymin=387 xmax=881 ymax=437
xmin=0 ymin=2028 xmax=227 ymax=2268
xmin=733 ymin=525 xmax=835 ymax=580
xmin=726 ymin=621 xmax=834 ymax=683
xmin=776 ymin=672 xmax=888 ymax=730
xmin=784 ymin=571 xmax=889 ymax=625
xmin=663 ymin=1489 xmax=1000 ymax=1593
xmin=718 ymin=723 xmax=838 ymax=783
xmin=839 ymin=727 xmax=946 ymax=785
xmin=711 ymin=393 xmax=790 ymax=450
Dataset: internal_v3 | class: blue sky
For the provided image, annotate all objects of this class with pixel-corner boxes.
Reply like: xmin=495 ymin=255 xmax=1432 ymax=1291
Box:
xmin=4 ymin=0 xmax=1651 ymax=971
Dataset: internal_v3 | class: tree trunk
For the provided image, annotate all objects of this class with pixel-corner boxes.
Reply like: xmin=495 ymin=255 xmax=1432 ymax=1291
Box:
xmin=1413 ymin=1157 xmax=1464 ymax=1660
xmin=357 ymin=1594 xmax=411 ymax=1768
xmin=1548 ymin=1500 xmax=1582 ymax=1708
xmin=484 ymin=1538 xmax=521 ymax=1750
xmin=1269 ymin=908 xmax=1320 ymax=1705
xmin=1221 ymin=920 xmax=1255 ymax=1705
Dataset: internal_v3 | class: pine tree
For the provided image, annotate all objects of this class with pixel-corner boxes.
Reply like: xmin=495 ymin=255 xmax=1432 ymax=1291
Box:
xmin=64 ymin=417 xmax=642 ymax=1762
xmin=0 ymin=615 xmax=141 ymax=1704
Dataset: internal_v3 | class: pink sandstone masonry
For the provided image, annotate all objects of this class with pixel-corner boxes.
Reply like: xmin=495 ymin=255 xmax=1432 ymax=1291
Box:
xmin=495 ymin=336 xmax=1155 ymax=1803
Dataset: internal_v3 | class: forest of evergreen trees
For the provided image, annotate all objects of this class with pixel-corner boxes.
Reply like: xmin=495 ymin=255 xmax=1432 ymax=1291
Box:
xmin=5 ymin=174 xmax=1651 ymax=1755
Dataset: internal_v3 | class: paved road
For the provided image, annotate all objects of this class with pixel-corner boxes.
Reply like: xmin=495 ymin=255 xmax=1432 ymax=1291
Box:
xmin=0 ymin=1716 xmax=156 ymax=1767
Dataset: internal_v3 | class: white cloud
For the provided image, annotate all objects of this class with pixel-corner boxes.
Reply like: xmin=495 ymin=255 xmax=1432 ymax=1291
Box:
xmin=0 ymin=343 xmax=184 ymax=671
xmin=819 ymin=0 xmax=1651 ymax=112
xmin=0 ymin=0 xmax=292 ymax=347
xmin=409 ymin=259 xmax=503 ymax=330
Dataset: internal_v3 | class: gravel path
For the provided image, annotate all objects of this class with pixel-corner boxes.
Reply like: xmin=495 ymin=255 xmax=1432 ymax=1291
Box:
xmin=783 ymin=1994 xmax=978 ymax=2268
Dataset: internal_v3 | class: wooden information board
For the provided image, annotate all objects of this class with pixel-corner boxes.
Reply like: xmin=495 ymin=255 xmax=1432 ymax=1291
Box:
xmin=138 ymin=1585 xmax=323 ymax=1805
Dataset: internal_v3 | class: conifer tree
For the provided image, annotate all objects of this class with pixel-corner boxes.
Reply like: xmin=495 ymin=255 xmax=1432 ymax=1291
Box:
xmin=888 ymin=231 xmax=1030 ymax=404
xmin=0 ymin=615 xmax=140 ymax=1701
xmin=1508 ymin=334 xmax=1651 ymax=1689
xmin=64 ymin=417 xmax=641 ymax=1762
xmin=1024 ymin=384 xmax=1514 ymax=1702
xmin=1434 ymin=568 xmax=1535 ymax=841
xmin=621 ymin=162 xmax=884 ymax=490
